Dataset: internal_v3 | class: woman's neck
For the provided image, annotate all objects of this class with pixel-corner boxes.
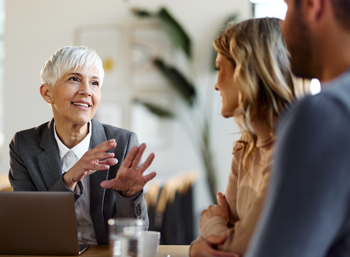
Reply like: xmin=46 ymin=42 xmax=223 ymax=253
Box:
xmin=249 ymin=114 xmax=275 ymax=147
xmin=54 ymin=120 xmax=89 ymax=149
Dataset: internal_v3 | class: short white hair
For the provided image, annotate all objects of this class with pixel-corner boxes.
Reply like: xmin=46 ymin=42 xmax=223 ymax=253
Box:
xmin=40 ymin=46 xmax=104 ymax=87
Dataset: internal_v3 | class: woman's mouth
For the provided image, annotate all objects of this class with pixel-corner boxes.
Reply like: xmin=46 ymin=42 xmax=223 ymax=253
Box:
xmin=71 ymin=102 xmax=91 ymax=107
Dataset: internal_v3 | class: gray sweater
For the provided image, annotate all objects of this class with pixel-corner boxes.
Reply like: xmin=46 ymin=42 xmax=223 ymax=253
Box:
xmin=246 ymin=69 xmax=350 ymax=257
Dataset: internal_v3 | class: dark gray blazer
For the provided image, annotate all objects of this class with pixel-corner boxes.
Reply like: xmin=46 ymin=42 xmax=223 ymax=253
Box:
xmin=8 ymin=118 xmax=149 ymax=245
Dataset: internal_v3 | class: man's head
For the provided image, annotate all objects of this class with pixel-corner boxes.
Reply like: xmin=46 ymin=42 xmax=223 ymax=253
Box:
xmin=282 ymin=0 xmax=350 ymax=81
xmin=329 ymin=0 xmax=350 ymax=31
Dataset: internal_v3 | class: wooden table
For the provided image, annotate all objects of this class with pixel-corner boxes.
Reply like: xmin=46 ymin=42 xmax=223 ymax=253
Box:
xmin=156 ymin=245 xmax=189 ymax=257
xmin=0 ymin=245 xmax=190 ymax=257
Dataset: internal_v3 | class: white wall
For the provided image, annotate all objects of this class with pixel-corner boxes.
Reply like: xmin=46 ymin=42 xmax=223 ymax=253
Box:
xmin=3 ymin=0 xmax=251 ymax=234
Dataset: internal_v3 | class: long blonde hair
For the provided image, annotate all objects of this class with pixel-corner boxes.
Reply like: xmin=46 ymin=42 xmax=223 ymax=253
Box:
xmin=213 ymin=18 xmax=302 ymax=171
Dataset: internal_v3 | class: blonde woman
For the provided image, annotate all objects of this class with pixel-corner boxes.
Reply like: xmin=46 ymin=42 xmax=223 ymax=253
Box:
xmin=190 ymin=18 xmax=304 ymax=257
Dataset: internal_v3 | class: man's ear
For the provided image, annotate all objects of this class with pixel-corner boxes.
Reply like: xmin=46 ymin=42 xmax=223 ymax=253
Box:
xmin=40 ymin=84 xmax=53 ymax=103
xmin=305 ymin=0 xmax=326 ymax=24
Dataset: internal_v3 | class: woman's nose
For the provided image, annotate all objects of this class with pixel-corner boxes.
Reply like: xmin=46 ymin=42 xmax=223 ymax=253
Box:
xmin=214 ymin=83 xmax=219 ymax=91
xmin=79 ymin=81 xmax=92 ymax=96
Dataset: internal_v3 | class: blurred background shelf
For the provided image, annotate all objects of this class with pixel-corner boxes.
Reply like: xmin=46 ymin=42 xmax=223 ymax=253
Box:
xmin=0 ymin=174 xmax=11 ymax=191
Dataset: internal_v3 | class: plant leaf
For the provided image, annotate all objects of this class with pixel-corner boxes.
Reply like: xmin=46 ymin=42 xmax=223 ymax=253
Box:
xmin=203 ymin=117 xmax=210 ymax=149
xmin=131 ymin=8 xmax=152 ymax=18
xmin=224 ymin=13 xmax=239 ymax=26
xmin=153 ymin=58 xmax=196 ymax=106
xmin=200 ymin=145 xmax=217 ymax=204
xmin=134 ymin=99 xmax=175 ymax=118
xmin=156 ymin=8 xmax=191 ymax=58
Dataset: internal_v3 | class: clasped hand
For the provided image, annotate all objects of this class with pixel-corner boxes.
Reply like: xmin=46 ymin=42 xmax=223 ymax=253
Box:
xmin=63 ymin=139 xmax=156 ymax=196
xmin=200 ymin=192 xmax=230 ymax=228
xmin=190 ymin=235 xmax=239 ymax=257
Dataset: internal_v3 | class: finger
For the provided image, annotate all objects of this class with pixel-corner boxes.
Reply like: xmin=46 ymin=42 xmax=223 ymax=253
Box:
xmin=72 ymin=160 xmax=107 ymax=180
xmin=91 ymin=152 xmax=115 ymax=160
xmin=86 ymin=170 xmax=97 ymax=176
xmin=88 ymin=162 xmax=110 ymax=171
xmin=143 ymin=172 xmax=157 ymax=183
xmin=217 ymin=192 xmax=228 ymax=207
xmin=100 ymin=179 xmax=115 ymax=189
xmin=99 ymin=158 xmax=118 ymax=166
xmin=83 ymin=149 xmax=115 ymax=162
xmin=194 ymin=248 xmax=238 ymax=257
xmin=205 ymin=235 xmax=228 ymax=245
xmin=194 ymin=250 xmax=215 ymax=257
xmin=201 ymin=210 xmax=206 ymax=216
xmin=207 ymin=249 xmax=240 ymax=257
xmin=131 ymin=143 xmax=146 ymax=169
xmin=94 ymin=139 xmax=117 ymax=153
xmin=122 ymin=146 xmax=139 ymax=168
xmin=75 ymin=169 xmax=95 ymax=182
xmin=82 ymin=171 xmax=89 ymax=179
xmin=138 ymin=153 xmax=155 ymax=173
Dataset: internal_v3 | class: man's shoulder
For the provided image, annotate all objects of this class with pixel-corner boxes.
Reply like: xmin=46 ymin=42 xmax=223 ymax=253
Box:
xmin=283 ymin=85 xmax=350 ymax=126
xmin=278 ymin=85 xmax=350 ymax=146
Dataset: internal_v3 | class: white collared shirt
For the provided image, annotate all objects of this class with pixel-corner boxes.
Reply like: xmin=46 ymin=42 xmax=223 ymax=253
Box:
xmin=54 ymin=122 xmax=97 ymax=245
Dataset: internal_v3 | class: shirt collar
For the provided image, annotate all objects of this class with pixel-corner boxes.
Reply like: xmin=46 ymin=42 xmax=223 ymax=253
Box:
xmin=54 ymin=122 xmax=92 ymax=159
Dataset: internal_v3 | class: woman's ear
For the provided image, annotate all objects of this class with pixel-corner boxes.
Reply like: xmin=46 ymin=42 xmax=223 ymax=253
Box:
xmin=40 ymin=84 xmax=53 ymax=104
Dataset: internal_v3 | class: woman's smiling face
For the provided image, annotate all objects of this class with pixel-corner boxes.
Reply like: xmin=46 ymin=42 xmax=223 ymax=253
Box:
xmin=48 ymin=66 xmax=101 ymax=127
xmin=214 ymin=53 xmax=240 ymax=118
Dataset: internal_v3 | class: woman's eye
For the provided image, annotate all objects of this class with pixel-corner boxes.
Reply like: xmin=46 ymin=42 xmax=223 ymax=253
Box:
xmin=215 ymin=67 xmax=220 ymax=71
xmin=69 ymin=77 xmax=79 ymax=82
xmin=91 ymin=81 xmax=99 ymax=86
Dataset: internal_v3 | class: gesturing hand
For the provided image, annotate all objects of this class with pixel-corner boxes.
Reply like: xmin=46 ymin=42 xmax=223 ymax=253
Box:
xmin=190 ymin=235 xmax=240 ymax=257
xmin=63 ymin=139 xmax=118 ymax=191
xmin=100 ymin=143 xmax=156 ymax=196
xmin=200 ymin=192 xmax=229 ymax=228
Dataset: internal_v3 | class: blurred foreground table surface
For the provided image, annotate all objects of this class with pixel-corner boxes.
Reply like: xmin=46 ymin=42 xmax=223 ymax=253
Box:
xmin=0 ymin=245 xmax=190 ymax=257
xmin=156 ymin=245 xmax=190 ymax=257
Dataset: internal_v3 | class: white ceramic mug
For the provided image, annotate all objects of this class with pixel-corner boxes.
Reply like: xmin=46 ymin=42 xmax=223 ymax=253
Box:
xmin=142 ymin=231 xmax=161 ymax=257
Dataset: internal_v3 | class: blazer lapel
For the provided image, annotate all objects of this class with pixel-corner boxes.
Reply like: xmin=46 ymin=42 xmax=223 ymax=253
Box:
xmin=89 ymin=118 xmax=110 ymax=243
xmin=37 ymin=119 xmax=62 ymax=190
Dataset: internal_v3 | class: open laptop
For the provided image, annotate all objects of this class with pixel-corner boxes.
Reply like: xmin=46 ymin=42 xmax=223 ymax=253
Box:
xmin=0 ymin=191 xmax=89 ymax=255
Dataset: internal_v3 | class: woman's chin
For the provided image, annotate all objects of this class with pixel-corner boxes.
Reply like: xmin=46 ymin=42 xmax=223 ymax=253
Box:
xmin=221 ymin=110 xmax=233 ymax=118
xmin=62 ymin=116 xmax=92 ymax=127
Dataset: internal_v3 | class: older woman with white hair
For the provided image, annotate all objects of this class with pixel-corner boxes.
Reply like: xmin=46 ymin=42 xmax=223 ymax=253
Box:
xmin=8 ymin=46 xmax=156 ymax=245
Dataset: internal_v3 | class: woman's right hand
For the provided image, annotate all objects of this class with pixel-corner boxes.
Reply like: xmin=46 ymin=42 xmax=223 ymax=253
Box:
xmin=200 ymin=192 xmax=229 ymax=228
xmin=63 ymin=139 xmax=118 ymax=191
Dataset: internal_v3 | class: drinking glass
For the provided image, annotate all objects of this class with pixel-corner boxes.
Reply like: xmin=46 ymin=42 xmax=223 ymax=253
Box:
xmin=109 ymin=218 xmax=143 ymax=257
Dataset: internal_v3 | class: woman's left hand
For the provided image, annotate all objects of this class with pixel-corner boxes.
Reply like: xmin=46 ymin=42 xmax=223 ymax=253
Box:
xmin=100 ymin=143 xmax=156 ymax=197
xmin=200 ymin=192 xmax=229 ymax=228
xmin=190 ymin=235 xmax=240 ymax=257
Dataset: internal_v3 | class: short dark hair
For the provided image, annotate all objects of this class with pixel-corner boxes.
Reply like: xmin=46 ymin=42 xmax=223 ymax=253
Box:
xmin=295 ymin=0 xmax=350 ymax=31
xmin=331 ymin=0 xmax=350 ymax=31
